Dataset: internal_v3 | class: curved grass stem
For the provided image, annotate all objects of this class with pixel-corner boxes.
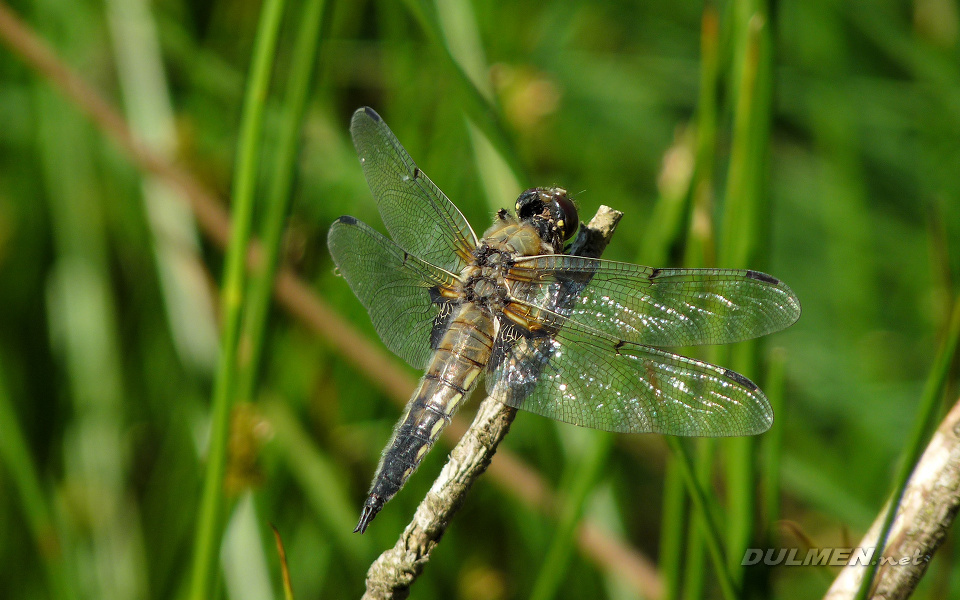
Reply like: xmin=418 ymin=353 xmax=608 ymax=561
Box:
xmin=187 ymin=0 xmax=286 ymax=597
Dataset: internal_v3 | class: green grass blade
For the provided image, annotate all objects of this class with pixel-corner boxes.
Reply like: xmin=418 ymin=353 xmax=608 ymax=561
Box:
xmin=719 ymin=8 xmax=768 ymax=266
xmin=222 ymin=493 xmax=275 ymax=600
xmin=761 ymin=348 xmax=787 ymax=535
xmin=0 ymin=361 xmax=75 ymax=600
xmin=262 ymin=400 xmax=371 ymax=563
xmin=666 ymin=437 xmax=738 ymax=600
xmin=32 ymin=21 xmax=145 ymax=589
xmin=681 ymin=438 xmax=715 ymax=600
xmin=104 ymin=0 xmax=219 ymax=374
xmin=684 ymin=3 xmax=721 ymax=269
xmin=855 ymin=297 xmax=960 ymax=600
xmin=236 ymin=0 xmax=327 ymax=406
xmin=658 ymin=461 xmax=686 ymax=600
xmin=187 ymin=0 xmax=287 ymax=597
xmin=398 ymin=0 xmax=526 ymax=181
xmin=529 ymin=432 xmax=615 ymax=600
xmin=657 ymin=10 xmax=723 ymax=591
xmin=718 ymin=3 xmax=773 ymax=584
xmin=641 ymin=126 xmax=694 ymax=268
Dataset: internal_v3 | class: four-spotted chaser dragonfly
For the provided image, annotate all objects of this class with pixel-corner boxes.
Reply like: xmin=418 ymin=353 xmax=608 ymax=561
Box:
xmin=328 ymin=107 xmax=801 ymax=533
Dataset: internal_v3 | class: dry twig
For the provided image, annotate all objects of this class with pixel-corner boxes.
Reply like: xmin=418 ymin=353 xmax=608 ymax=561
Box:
xmin=824 ymin=396 xmax=960 ymax=600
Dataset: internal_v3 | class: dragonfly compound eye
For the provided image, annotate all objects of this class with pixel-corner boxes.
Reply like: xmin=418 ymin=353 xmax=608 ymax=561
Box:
xmin=551 ymin=190 xmax=579 ymax=241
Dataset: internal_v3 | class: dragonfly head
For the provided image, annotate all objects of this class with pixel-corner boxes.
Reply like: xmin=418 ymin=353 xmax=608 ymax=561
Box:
xmin=515 ymin=187 xmax=580 ymax=247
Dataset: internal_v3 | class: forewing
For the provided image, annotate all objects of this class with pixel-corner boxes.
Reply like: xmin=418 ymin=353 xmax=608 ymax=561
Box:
xmin=327 ymin=216 xmax=461 ymax=369
xmin=486 ymin=306 xmax=773 ymax=436
xmin=350 ymin=107 xmax=478 ymax=274
xmin=506 ymin=256 xmax=801 ymax=347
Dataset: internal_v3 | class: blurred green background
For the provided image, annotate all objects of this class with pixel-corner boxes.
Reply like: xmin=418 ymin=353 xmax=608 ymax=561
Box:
xmin=1 ymin=0 xmax=959 ymax=598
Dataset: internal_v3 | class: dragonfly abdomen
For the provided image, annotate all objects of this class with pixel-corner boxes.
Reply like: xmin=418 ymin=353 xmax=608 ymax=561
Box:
xmin=354 ymin=305 xmax=493 ymax=533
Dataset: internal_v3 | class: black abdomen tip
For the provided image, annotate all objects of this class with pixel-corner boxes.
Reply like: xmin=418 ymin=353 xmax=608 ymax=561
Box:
xmin=354 ymin=494 xmax=385 ymax=534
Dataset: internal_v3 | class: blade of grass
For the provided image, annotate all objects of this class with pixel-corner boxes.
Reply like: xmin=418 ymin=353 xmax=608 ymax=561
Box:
xmin=434 ymin=0 xmax=493 ymax=101
xmin=681 ymin=438 xmax=715 ymax=600
xmin=854 ymin=297 xmax=960 ymax=600
xmin=187 ymin=0 xmax=287 ymax=597
xmin=529 ymin=432 xmax=615 ymax=600
xmin=33 ymin=32 xmax=146 ymax=594
xmin=236 ymin=0 xmax=327 ymax=406
xmin=271 ymin=525 xmax=295 ymax=600
xmin=676 ymin=7 xmax=723 ymax=599
xmin=658 ymin=459 xmax=686 ymax=600
xmin=718 ymin=8 xmax=766 ymax=263
xmin=104 ymin=0 xmax=219 ymax=374
xmin=666 ymin=437 xmax=738 ymax=600
xmin=0 ymin=361 xmax=75 ymax=600
xmin=261 ymin=399 xmax=371 ymax=564
xmin=467 ymin=119 xmax=522 ymax=216
xmin=398 ymin=0 xmax=527 ymax=182
xmin=718 ymin=6 xmax=772 ymax=584
xmin=761 ymin=348 xmax=786 ymax=532
xmin=640 ymin=125 xmax=695 ymax=268
xmin=222 ymin=493 xmax=275 ymax=600
xmin=683 ymin=2 xmax=720 ymax=269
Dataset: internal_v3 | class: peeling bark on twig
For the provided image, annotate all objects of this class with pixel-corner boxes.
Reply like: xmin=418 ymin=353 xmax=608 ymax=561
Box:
xmin=824 ymin=396 xmax=960 ymax=600
xmin=360 ymin=206 xmax=623 ymax=600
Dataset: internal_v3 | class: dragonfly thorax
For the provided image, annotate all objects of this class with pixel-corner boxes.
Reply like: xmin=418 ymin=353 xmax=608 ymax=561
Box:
xmin=460 ymin=245 xmax=512 ymax=311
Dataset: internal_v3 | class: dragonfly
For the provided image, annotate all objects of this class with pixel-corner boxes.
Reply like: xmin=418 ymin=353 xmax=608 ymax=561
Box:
xmin=328 ymin=107 xmax=801 ymax=534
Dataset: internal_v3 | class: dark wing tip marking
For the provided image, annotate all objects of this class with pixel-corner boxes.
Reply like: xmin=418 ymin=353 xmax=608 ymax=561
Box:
xmin=361 ymin=106 xmax=381 ymax=122
xmin=723 ymin=368 xmax=758 ymax=391
xmin=336 ymin=215 xmax=359 ymax=226
xmin=648 ymin=268 xmax=662 ymax=282
xmin=745 ymin=270 xmax=780 ymax=285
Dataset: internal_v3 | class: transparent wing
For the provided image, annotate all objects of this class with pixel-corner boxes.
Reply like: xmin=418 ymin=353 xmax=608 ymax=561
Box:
xmin=327 ymin=216 xmax=461 ymax=369
xmin=486 ymin=305 xmax=772 ymax=436
xmin=506 ymin=256 xmax=801 ymax=347
xmin=351 ymin=107 xmax=478 ymax=274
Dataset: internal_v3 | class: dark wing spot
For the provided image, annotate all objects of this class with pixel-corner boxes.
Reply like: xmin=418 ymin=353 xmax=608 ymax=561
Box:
xmin=362 ymin=106 xmax=381 ymax=122
xmin=648 ymin=268 xmax=663 ymax=282
xmin=746 ymin=270 xmax=779 ymax=285
xmin=336 ymin=215 xmax=358 ymax=226
xmin=412 ymin=167 xmax=421 ymax=179
xmin=723 ymin=369 xmax=758 ymax=391
xmin=614 ymin=340 xmax=626 ymax=355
